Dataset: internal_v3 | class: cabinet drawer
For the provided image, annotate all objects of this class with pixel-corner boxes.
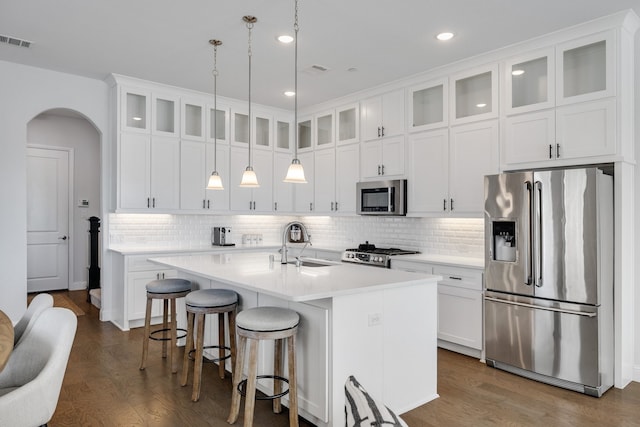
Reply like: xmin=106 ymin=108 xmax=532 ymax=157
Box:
xmin=390 ymin=260 xmax=434 ymax=273
xmin=433 ymin=265 xmax=482 ymax=291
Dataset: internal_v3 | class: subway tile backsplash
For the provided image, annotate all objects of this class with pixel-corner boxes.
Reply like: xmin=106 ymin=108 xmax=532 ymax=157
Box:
xmin=108 ymin=214 xmax=484 ymax=257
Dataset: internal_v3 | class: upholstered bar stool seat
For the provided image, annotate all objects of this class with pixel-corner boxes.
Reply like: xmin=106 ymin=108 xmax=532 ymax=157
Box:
xmin=228 ymin=306 xmax=300 ymax=427
xmin=181 ymin=289 xmax=238 ymax=402
xmin=139 ymin=278 xmax=191 ymax=373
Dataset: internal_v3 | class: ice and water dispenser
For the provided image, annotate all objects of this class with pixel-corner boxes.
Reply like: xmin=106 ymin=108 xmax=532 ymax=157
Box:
xmin=492 ymin=221 xmax=516 ymax=262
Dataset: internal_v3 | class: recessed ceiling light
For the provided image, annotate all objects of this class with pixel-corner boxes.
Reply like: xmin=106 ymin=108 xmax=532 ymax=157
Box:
xmin=277 ymin=35 xmax=294 ymax=44
xmin=512 ymin=69 xmax=525 ymax=76
xmin=436 ymin=32 xmax=454 ymax=41
xmin=284 ymin=91 xmax=295 ymax=97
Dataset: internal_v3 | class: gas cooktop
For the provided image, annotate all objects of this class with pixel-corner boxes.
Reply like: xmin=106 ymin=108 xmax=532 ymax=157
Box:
xmin=341 ymin=242 xmax=420 ymax=268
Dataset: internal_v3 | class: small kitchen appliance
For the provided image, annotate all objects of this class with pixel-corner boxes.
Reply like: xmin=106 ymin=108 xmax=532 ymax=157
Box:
xmin=484 ymin=167 xmax=613 ymax=396
xmin=341 ymin=242 xmax=419 ymax=268
xmin=212 ymin=227 xmax=235 ymax=246
xmin=356 ymin=179 xmax=407 ymax=216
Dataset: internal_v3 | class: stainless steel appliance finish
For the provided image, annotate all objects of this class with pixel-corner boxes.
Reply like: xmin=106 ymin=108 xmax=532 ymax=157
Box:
xmin=341 ymin=243 xmax=420 ymax=268
xmin=484 ymin=167 xmax=613 ymax=397
xmin=212 ymin=227 xmax=234 ymax=246
xmin=356 ymin=179 xmax=407 ymax=216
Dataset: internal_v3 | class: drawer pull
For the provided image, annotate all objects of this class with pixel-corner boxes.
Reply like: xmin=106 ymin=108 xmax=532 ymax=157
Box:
xmin=449 ymin=276 xmax=462 ymax=280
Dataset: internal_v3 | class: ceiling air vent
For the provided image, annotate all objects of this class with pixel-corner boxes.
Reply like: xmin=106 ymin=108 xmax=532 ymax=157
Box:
xmin=302 ymin=64 xmax=330 ymax=75
xmin=0 ymin=34 xmax=32 ymax=48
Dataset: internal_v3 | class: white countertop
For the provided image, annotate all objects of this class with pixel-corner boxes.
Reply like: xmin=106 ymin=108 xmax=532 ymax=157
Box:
xmin=109 ymin=243 xmax=280 ymax=255
xmin=393 ymin=253 xmax=484 ymax=269
xmin=149 ymin=252 xmax=440 ymax=302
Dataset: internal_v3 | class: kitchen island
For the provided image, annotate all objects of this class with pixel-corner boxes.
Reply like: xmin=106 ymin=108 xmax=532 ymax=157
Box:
xmin=150 ymin=251 xmax=440 ymax=427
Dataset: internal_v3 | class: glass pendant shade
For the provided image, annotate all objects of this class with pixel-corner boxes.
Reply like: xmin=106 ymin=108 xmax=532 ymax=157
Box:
xmin=240 ymin=166 xmax=260 ymax=188
xmin=284 ymin=158 xmax=307 ymax=183
xmin=206 ymin=171 xmax=224 ymax=190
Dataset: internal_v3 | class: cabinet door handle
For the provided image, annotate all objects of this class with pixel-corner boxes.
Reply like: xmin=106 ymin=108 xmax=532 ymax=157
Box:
xmin=335 ymin=201 xmax=338 ymax=211
xmin=377 ymin=126 xmax=381 ymax=138
xmin=249 ymin=201 xmax=252 ymax=210
xmin=381 ymin=164 xmax=385 ymax=175
xmin=443 ymin=199 xmax=447 ymax=211
xmin=152 ymin=197 xmax=156 ymax=208
xmin=310 ymin=202 xmax=313 ymax=211
xmin=381 ymin=126 xmax=385 ymax=137
xmin=253 ymin=201 xmax=256 ymax=210
xmin=274 ymin=201 xmax=278 ymax=211
xmin=377 ymin=165 xmax=381 ymax=175
xmin=549 ymin=144 xmax=553 ymax=159
xmin=331 ymin=201 xmax=334 ymax=211
xmin=156 ymin=273 xmax=160 ymax=280
xmin=207 ymin=200 xmax=210 ymax=209
xmin=556 ymin=143 xmax=560 ymax=158
xmin=450 ymin=198 xmax=454 ymax=211
xmin=203 ymin=199 xmax=206 ymax=209
xmin=147 ymin=197 xmax=150 ymax=208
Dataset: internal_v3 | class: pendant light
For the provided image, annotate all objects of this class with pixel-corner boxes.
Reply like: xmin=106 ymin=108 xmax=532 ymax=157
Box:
xmin=239 ymin=15 xmax=260 ymax=188
xmin=283 ymin=0 xmax=307 ymax=183
xmin=206 ymin=39 xmax=224 ymax=190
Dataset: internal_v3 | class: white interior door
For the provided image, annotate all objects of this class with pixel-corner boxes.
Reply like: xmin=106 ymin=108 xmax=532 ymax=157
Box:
xmin=27 ymin=147 xmax=70 ymax=292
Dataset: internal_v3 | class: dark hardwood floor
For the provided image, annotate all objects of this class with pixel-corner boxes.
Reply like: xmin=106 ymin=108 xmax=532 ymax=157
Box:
xmin=52 ymin=291 xmax=640 ymax=426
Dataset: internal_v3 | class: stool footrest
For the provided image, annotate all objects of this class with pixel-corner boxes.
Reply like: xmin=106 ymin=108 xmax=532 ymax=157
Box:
xmin=188 ymin=345 xmax=231 ymax=363
xmin=238 ymin=375 xmax=290 ymax=400
xmin=150 ymin=328 xmax=187 ymax=341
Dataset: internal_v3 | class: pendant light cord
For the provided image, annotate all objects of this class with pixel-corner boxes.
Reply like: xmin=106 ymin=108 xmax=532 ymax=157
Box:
xmin=294 ymin=0 xmax=299 ymax=161
xmin=247 ymin=20 xmax=253 ymax=169
xmin=213 ymin=42 xmax=219 ymax=172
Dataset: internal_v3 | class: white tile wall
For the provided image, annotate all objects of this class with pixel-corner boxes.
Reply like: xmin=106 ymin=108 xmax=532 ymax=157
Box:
xmin=108 ymin=213 xmax=484 ymax=257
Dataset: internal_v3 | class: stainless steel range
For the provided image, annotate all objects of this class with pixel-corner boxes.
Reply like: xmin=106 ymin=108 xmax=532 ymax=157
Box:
xmin=341 ymin=242 xmax=420 ymax=268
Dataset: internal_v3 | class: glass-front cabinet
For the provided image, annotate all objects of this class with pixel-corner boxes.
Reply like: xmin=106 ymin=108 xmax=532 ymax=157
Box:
xmin=232 ymin=110 xmax=249 ymax=146
xmin=315 ymin=110 xmax=335 ymax=148
xmin=408 ymin=77 xmax=448 ymax=132
xmin=152 ymin=93 xmax=179 ymax=136
xmin=181 ymin=99 xmax=205 ymax=141
xmin=206 ymin=104 xmax=229 ymax=143
xmin=253 ymin=110 xmax=272 ymax=149
xmin=275 ymin=118 xmax=293 ymax=152
xmin=336 ymin=103 xmax=359 ymax=145
xmin=451 ymin=64 xmax=498 ymax=124
xmin=122 ymin=88 xmax=150 ymax=133
xmin=297 ymin=117 xmax=313 ymax=152
xmin=504 ymin=48 xmax=555 ymax=115
xmin=556 ymin=30 xmax=614 ymax=105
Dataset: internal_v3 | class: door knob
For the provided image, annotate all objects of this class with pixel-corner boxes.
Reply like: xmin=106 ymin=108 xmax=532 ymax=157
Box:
xmin=58 ymin=236 xmax=68 ymax=240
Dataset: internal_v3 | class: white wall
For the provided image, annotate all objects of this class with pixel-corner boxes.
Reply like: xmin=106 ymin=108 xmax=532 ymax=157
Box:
xmin=0 ymin=60 xmax=109 ymax=321
xmin=27 ymin=113 xmax=102 ymax=290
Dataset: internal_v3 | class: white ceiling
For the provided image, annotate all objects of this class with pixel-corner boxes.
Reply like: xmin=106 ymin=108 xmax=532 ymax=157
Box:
xmin=1 ymin=0 xmax=639 ymax=110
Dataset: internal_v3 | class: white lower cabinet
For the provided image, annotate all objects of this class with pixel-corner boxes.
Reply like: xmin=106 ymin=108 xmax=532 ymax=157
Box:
xmin=391 ymin=260 xmax=484 ymax=359
xmin=111 ymin=253 xmax=180 ymax=331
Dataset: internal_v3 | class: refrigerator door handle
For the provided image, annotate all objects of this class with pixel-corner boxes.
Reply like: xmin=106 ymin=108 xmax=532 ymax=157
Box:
xmin=525 ymin=180 xmax=533 ymax=286
xmin=534 ymin=181 xmax=543 ymax=287
xmin=484 ymin=296 xmax=597 ymax=317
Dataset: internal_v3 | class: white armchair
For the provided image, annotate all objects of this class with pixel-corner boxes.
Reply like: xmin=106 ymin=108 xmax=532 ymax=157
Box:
xmin=13 ymin=293 xmax=54 ymax=345
xmin=0 ymin=307 xmax=77 ymax=427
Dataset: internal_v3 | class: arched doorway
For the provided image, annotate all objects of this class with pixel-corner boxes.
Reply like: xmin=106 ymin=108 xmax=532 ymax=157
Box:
xmin=26 ymin=109 xmax=101 ymax=298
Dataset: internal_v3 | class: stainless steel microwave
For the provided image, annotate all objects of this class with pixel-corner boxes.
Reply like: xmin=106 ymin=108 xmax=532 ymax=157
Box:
xmin=356 ymin=179 xmax=407 ymax=216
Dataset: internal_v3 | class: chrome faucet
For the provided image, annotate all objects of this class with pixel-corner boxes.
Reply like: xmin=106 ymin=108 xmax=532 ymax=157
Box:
xmin=281 ymin=221 xmax=311 ymax=264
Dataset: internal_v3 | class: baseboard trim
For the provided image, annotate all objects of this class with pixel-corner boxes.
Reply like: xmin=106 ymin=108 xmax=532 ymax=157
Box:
xmin=70 ymin=281 xmax=87 ymax=291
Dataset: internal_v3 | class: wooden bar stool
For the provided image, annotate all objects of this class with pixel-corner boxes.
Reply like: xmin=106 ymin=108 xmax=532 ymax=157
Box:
xmin=228 ymin=306 xmax=300 ymax=427
xmin=180 ymin=288 xmax=238 ymax=402
xmin=139 ymin=278 xmax=191 ymax=373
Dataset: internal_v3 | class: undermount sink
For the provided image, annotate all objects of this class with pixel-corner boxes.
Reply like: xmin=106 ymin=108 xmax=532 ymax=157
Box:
xmin=287 ymin=257 xmax=340 ymax=268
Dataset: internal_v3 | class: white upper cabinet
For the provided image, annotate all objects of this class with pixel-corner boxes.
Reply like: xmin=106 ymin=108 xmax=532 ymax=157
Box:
xmin=315 ymin=110 xmax=335 ymax=149
xmin=273 ymin=152 xmax=294 ymax=212
xmin=556 ymin=30 xmax=615 ymax=106
xmin=335 ymin=144 xmax=360 ymax=214
xmin=229 ymin=146 xmax=273 ymax=212
xmin=408 ymin=78 xmax=448 ymax=132
xmin=232 ymin=109 xmax=249 ymax=146
xmin=297 ymin=117 xmax=313 ymax=152
xmin=121 ymin=88 xmax=150 ymax=133
xmin=361 ymin=90 xmax=405 ymax=141
xmin=152 ymin=93 xmax=179 ymax=136
xmin=253 ymin=110 xmax=273 ymax=150
xmin=181 ymin=98 xmax=205 ymax=141
xmin=336 ymin=103 xmax=359 ymax=145
xmin=294 ymin=152 xmax=315 ymax=213
xmin=206 ymin=103 xmax=230 ymax=144
xmin=314 ymin=149 xmax=336 ymax=213
xmin=451 ymin=64 xmax=499 ymax=125
xmin=407 ymin=129 xmax=449 ymax=214
xmin=504 ymin=48 xmax=555 ymax=115
xmin=274 ymin=117 xmax=293 ymax=152
xmin=360 ymin=136 xmax=405 ymax=180
xmin=180 ymin=140 xmax=229 ymax=212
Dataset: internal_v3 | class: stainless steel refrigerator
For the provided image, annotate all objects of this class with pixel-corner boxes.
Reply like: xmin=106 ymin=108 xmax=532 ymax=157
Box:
xmin=484 ymin=167 xmax=613 ymax=397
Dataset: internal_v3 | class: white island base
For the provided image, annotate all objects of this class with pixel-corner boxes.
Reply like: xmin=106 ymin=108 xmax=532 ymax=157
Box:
xmin=150 ymin=252 xmax=439 ymax=426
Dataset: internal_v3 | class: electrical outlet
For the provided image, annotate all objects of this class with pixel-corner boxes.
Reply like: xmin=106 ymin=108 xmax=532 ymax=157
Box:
xmin=368 ymin=313 xmax=382 ymax=326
